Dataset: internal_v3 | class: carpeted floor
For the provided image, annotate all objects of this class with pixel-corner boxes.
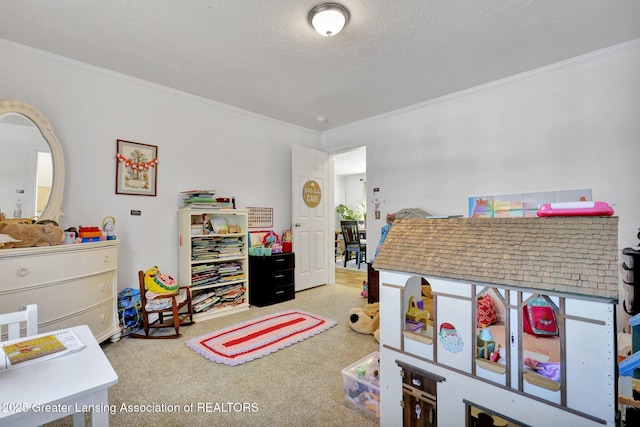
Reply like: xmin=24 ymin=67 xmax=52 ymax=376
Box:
xmin=44 ymin=283 xmax=379 ymax=427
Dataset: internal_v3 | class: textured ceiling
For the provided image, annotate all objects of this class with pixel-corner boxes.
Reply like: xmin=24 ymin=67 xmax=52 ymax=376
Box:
xmin=1 ymin=1 xmax=639 ymax=131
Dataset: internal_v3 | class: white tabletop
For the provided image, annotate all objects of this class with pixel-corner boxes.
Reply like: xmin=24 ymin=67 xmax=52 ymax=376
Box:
xmin=0 ymin=325 xmax=118 ymax=426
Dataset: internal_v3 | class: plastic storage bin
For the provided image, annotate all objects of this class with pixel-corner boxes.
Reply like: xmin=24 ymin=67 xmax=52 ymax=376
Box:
xmin=341 ymin=351 xmax=380 ymax=417
xmin=118 ymin=287 xmax=142 ymax=336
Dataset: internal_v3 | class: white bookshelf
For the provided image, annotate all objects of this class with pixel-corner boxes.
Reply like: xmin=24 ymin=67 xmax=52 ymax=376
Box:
xmin=178 ymin=208 xmax=249 ymax=322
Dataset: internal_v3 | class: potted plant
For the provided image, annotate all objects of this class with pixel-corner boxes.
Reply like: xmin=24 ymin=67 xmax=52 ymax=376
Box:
xmin=336 ymin=203 xmax=358 ymax=220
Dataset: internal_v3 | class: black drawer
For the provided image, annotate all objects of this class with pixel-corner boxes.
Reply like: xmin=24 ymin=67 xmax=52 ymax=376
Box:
xmin=249 ymin=253 xmax=295 ymax=307
xmin=270 ymin=253 xmax=295 ymax=270
xmin=250 ymin=284 xmax=294 ymax=307
xmin=269 ymin=269 xmax=294 ymax=287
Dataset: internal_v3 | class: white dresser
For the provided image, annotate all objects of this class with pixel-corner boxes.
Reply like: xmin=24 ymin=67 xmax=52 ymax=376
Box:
xmin=0 ymin=240 xmax=121 ymax=343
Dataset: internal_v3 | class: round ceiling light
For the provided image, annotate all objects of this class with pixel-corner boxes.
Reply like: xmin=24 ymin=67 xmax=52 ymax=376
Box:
xmin=308 ymin=3 xmax=350 ymax=37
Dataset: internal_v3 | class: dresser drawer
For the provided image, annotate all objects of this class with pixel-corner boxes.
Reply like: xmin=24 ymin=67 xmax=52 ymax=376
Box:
xmin=0 ymin=271 xmax=115 ymax=324
xmin=0 ymin=245 xmax=118 ymax=290
xmin=39 ymin=298 xmax=117 ymax=341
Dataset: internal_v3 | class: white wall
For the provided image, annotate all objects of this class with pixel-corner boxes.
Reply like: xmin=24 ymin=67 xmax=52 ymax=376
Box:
xmin=0 ymin=40 xmax=321 ymax=289
xmin=2 ymin=38 xmax=639 ymax=306
xmin=322 ymin=40 xmax=640 ymax=314
xmin=335 ymin=173 xmax=366 ymax=211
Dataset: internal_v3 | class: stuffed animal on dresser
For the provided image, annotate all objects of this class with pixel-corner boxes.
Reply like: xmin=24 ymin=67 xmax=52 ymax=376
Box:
xmin=0 ymin=221 xmax=64 ymax=248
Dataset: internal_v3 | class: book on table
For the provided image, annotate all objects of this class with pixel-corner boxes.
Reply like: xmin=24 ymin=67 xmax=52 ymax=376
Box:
xmin=1 ymin=328 xmax=85 ymax=371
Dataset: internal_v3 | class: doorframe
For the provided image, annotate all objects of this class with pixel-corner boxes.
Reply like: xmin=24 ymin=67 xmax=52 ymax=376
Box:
xmin=329 ymin=146 xmax=367 ymax=283
xmin=327 ymin=154 xmax=336 ymax=286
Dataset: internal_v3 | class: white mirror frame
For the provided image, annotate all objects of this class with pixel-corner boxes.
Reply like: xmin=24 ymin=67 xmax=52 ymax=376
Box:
xmin=0 ymin=99 xmax=65 ymax=222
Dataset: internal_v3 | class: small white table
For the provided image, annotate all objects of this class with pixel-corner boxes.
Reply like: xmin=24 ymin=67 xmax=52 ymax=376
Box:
xmin=0 ymin=325 xmax=118 ymax=426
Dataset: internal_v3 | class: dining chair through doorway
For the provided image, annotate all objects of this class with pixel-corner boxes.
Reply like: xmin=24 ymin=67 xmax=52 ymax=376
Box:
xmin=341 ymin=220 xmax=366 ymax=269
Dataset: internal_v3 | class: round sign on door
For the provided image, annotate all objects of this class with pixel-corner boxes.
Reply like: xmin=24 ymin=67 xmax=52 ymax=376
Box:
xmin=303 ymin=180 xmax=322 ymax=208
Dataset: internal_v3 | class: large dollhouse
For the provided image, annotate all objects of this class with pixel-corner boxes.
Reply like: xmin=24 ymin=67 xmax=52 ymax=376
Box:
xmin=373 ymin=217 xmax=619 ymax=426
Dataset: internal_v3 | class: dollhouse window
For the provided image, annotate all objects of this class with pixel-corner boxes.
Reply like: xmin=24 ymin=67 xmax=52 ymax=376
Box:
xmin=520 ymin=294 xmax=562 ymax=394
xmin=474 ymin=288 xmax=507 ymax=377
xmin=403 ymin=277 xmax=434 ymax=343
xmin=465 ymin=401 xmax=525 ymax=427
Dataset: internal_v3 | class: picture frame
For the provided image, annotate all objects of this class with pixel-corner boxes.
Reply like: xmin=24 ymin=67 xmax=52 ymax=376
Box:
xmin=115 ymin=139 xmax=158 ymax=196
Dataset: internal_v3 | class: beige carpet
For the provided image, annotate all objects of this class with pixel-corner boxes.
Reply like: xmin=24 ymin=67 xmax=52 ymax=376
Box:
xmin=44 ymin=283 xmax=379 ymax=427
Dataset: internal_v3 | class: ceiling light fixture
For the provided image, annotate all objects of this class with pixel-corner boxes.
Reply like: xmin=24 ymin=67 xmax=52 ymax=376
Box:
xmin=308 ymin=3 xmax=350 ymax=37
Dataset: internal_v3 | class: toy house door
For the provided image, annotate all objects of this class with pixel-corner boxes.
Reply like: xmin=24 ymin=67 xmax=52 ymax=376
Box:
xmin=398 ymin=361 xmax=441 ymax=427
xmin=402 ymin=386 xmax=436 ymax=427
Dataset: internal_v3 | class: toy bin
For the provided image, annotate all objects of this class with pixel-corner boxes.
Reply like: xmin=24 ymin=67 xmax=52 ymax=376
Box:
xmin=118 ymin=287 xmax=142 ymax=336
xmin=341 ymin=351 xmax=380 ymax=418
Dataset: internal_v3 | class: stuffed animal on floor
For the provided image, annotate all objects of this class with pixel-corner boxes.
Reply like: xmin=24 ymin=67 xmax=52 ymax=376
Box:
xmin=348 ymin=302 xmax=380 ymax=343
xmin=0 ymin=221 xmax=63 ymax=248
xmin=144 ymin=266 xmax=179 ymax=295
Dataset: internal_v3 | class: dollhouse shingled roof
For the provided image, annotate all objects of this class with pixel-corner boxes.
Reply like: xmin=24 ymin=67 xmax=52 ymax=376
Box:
xmin=373 ymin=216 xmax=619 ymax=300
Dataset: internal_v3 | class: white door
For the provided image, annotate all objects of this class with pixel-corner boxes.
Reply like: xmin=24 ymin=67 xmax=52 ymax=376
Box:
xmin=292 ymin=145 xmax=329 ymax=291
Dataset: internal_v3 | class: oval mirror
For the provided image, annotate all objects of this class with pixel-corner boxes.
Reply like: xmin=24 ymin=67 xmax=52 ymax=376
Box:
xmin=0 ymin=100 xmax=65 ymax=222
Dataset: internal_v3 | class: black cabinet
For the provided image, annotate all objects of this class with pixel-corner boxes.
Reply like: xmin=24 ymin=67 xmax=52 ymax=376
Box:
xmin=622 ymin=248 xmax=640 ymax=316
xmin=249 ymin=253 xmax=295 ymax=307
xmin=367 ymin=262 xmax=379 ymax=304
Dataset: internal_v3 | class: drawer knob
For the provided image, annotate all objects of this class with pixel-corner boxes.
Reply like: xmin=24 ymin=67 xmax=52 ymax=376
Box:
xmin=103 ymin=255 xmax=111 ymax=263
xmin=100 ymin=283 xmax=107 ymax=292
xmin=17 ymin=266 xmax=30 ymax=277
xmin=100 ymin=314 xmax=107 ymax=323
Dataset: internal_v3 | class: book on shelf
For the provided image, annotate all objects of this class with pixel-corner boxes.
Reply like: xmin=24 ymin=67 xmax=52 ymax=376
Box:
xmin=181 ymin=191 xmax=235 ymax=209
xmin=192 ymin=287 xmax=246 ymax=313
xmin=1 ymin=329 xmax=85 ymax=371
xmin=181 ymin=189 xmax=217 ymax=194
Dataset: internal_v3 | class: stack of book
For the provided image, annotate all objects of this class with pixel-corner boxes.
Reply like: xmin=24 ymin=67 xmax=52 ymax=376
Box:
xmin=191 ymin=236 xmax=225 ymax=261
xmin=217 ymin=283 xmax=246 ymax=305
xmin=215 ymin=238 xmax=244 ymax=259
xmin=191 ymin=291 xmax=221 ymax=313
xmin=191 ymin=284 xmax=246 ymax=313
xmin=190 ymin=261 xmax=244 ymax=289
xmin=191 ymin=237 xmax=244 ymax=261
xmin=218 ymin=262 xmax=245 ymax=282
xmin=181 ymin=190 xmax=234 ymax=209
xmin=191 ymin=263 xmax=221 ymax=288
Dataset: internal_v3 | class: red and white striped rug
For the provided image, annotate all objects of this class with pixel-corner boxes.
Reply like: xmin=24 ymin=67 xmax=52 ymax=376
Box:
xmin=185 ymin=310 xmax=337 ymax=366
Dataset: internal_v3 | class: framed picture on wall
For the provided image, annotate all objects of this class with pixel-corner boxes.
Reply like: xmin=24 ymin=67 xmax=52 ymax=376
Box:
xmin=115 ymin=139 xmax=158 ymax=196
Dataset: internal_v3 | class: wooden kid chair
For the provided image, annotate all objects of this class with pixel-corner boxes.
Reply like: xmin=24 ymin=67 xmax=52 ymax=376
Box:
xmin=0 ymin=304 xmax=38 ymax=341
xmin=129 ymin=270 xmax=194 ymax=339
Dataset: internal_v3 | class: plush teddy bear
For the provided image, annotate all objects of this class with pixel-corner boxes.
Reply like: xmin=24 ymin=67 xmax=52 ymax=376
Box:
xmin=0 ymin=221 xmax=64 ymax=248
xmin=348 ymin=302 xmax=380 ymax=343
xmin=421 ymin=283 xmax=434 ymax=318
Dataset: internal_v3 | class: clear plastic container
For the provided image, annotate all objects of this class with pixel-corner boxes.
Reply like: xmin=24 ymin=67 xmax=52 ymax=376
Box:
xmin=341 ymin=351 xmax=380 ymax=417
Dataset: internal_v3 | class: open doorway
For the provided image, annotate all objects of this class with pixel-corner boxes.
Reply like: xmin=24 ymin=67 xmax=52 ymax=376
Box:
xmin=332 ymin=146 xmax=367 ymax=288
